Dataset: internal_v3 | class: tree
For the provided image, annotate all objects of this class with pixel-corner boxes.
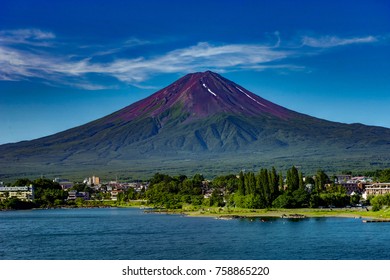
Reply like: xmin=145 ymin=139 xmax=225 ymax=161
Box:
xmin=309 ymin=193 xmax=321 ymax=208
xmin=244 ymin=172 xmax=256 ymax=195
xmin=231 ymin=193 xmax=246 ymax=208
xmin=278 ymin=172 xmax=284 ymax=191
xmin=2 ymin=197 xmax=35 ymax=210
xmin=181 ymin=179 xmax=202 ymax=195
xmin=292 ymin=188 xmax=310 ymax=208
xmin=150 ymin=173 xmax=173 ymax=186
xmin=320 ymin=186 xmax=349 ymax=207
xmin=350 ymin=193 xmax=361 ymax=205
xmin=370 ymin=194 xmax=390 ymax=211
xmin=244 ymin=194 xmax=262 ymax=209
xmin=193 ymin=173 xmax=204 ymax=183
xmin=269 ymin=167 xmax=280 ymax=201
xmin=286 ymin=166 xmax=299 ymax=191
xmin=209 ymin=189 xmax=224 ymax=207
xmin=117 ymin=192 xmax=125 ymax=203
xmin=125 ymin=188 xmax=136 ymax=200
xmin=226 ymin=176 xmax=239 ymax=194
xmin=175 ymin=175 xmax=188 ymax=182
xmin=12 ymin=178 xmax=33 ymax=187
xmin=256 ymin=168 xmax=270 ymax=207
xmin=305 ymin=176 xmax=315 ymax=186
xmin=191 ymin=195 xmax=204 ymax=206
xmin=298 ymin=171 xmax=304 ymax=189
xmin=379 ymin=169 xmax=390 ymax=182
xmin=315 ymin=170 xmax=329 ymax=192
xmin=272 ymin=193 xmax=293 ymax=208
xmin=238 ymin=171 xmax=245 ymax=195
xmin=71 ymin=183 xmax=88 ymax=192
xmin=145 ymin=173 xmax=205 ymax=209
xmin=32 ymin=178 xmax=66 ymax=207
xmin=75 ymin=198 xmax=85 ymax=207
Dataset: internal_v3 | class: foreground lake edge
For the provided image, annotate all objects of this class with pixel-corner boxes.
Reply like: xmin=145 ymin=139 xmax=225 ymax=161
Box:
xmin=141 ymin=205 xmax=390 ymax=221
xmin=2 ymin=202 xmax=390 ymax=221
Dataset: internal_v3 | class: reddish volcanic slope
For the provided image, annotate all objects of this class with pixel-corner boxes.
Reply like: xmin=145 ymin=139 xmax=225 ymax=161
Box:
xmin=109 ymin=71 xmax=294 ymax=122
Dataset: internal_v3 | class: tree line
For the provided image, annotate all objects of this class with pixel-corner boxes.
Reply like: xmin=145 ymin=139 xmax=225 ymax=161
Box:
xmin=2 ymin=168 xmax=390 ymax=210
xmin=145 ymin=166 xmax=385 ymax=209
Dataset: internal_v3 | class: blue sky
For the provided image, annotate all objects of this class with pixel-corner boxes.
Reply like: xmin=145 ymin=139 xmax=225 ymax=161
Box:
xmin=1 ymin=0 xmax=389 ymax=144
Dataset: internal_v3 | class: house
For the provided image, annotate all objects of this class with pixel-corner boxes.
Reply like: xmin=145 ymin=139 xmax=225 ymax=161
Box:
xmin=339 ymin=182 xmax=366 ymax=195
xmin=67 ymin=191 xmax=90 ymax=201
xmin=337 ymin=176 xmax=371 ymax=195
xmin=67 ymin=191 xmax=78 ymax=200
xmin=53 ymin=178 xmax=74 ymax=190
xmin=335 ymin=175 xmax=352 ymax=184
xmin=203 ymin=189 xmax=213 ymax=199
xmin=110 ymin=189 xmax=123 ymax=201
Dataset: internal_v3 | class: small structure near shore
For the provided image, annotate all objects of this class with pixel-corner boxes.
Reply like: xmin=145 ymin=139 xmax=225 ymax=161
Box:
xmin=362 ymin=219 xmax=390 ymax=223
xmin=280 ymin=214 xmax=306 ymax=219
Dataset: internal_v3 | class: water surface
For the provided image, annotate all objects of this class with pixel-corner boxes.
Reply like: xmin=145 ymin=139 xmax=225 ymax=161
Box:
xmin=0 ymin=208 xmax=389 ymax=259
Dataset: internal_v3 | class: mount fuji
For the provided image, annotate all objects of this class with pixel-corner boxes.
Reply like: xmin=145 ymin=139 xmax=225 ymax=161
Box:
xmin=1 ymin=71 xmax=389 ymax=178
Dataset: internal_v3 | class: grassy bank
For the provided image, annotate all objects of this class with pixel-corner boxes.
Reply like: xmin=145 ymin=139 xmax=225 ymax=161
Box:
xmin=99 ymin=199 xmax=147 ymax=208
xmin=155 ymin=205 xmax=390 ymax=220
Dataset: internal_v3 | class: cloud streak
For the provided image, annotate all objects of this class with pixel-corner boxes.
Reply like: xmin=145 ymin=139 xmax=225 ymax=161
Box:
xmin=101 ymin=42 xmax=294 ymax=84
xmin=301 ymin=35 xmax=377 ymax=48
xmin=0 ymin=28 xmax=382 ymax=90
xmin=0 ymin=28 xmax=56 ymax=47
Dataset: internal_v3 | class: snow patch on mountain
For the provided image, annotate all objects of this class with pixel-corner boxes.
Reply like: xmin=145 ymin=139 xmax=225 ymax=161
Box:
xmin=236 ymin=86 xmax=266 ymax=107
xmin=202 ymin=83 xmax=217 ymax=97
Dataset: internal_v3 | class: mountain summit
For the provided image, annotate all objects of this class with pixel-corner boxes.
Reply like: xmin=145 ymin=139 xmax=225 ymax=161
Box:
xmin=1 ymin=71 xmax=389 ymax=178
xmin=110 ymin=71 xmax=293 ymax=121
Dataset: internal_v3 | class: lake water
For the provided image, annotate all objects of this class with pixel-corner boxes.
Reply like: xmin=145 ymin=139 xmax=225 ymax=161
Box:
xmin=0 ymin=208 xmax=389 ymax=260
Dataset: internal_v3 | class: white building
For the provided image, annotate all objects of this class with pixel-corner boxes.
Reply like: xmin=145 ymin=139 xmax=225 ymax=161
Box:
xmin=362 ymin=183 xmax=390 ymax=199
xmin=84 ymin=176 xmax=100 ymax=186
xmin=0 ymin=186 xmax=34 ymax=201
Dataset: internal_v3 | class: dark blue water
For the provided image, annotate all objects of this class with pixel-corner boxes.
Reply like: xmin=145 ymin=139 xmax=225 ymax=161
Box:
xmin=0 ymin=208 xmax=389 ymax=260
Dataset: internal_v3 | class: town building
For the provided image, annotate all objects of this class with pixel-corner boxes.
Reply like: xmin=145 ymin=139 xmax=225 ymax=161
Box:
xmin=67 ymin=191 xmax=90 ymax=201
xmin=53 ymin=178 xmax=74 ymax=190
xmin=364 ymin=183 xmax=390 ymax=197
xmin=338 ymin=182 xmax=368 ymax=195
xmin=92 ymin=176 xmax=100 ymax=185
xmin=0 ymin=186 xmax=35 ymax=201
xmin=339 ymin=182 xmax=360 ymax=195
xmin=335 ymin=175 xmax=352 ymax=184
xmin=111 ymin=189 xmax=122 ymax=201
xmin=335 ymin=175 xmax=371 ymax=195
xmin=84 ymin=176 xmax=100 ymax=186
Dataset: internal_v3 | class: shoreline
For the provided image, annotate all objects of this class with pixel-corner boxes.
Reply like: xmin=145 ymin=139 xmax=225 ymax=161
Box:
xmin=150 ymin=207 xmax=390 ymax=221
xmin=3 ymin=205 xmax=390 ymax=221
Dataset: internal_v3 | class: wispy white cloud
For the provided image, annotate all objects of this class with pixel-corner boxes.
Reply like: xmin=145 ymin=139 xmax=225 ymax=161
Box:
xmin=0 ymin=30 xmax=295 ymax=89
xmin=0 ymin=28 xmax=55 ymax=46
xmin=301 ymin=35 xmax=378 ymax=48
xmin=86 ymin=37 xmax=153 ymax=57
xmin=101 ymin=42 xmax=294 ymax=84
xmin=0 ymin=28 xmax=382 ymax=90
xmin=0 ymin=28 xmax=55 ymax=40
